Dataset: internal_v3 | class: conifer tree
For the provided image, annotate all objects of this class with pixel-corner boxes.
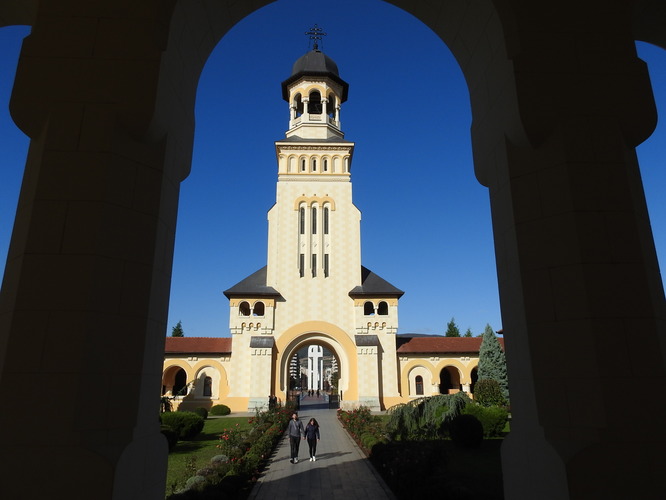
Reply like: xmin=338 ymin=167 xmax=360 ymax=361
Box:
xmin=464 ymin=328 xmax=473 ymax=337
xmin=171 ymin=320 xmax=185 ymax=337
xmin=445 ymin=317 xmax=461 ymax=337
xmin=477 ymin=324 xmax=509 ymax=401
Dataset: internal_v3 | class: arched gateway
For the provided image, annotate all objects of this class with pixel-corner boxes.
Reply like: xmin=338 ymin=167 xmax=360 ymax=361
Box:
xmin=2 ymin=1 xmax=666 ymax=499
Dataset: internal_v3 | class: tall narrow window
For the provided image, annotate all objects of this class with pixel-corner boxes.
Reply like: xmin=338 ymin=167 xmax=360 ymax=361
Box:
xmin=323 ymin=159 xmax=328 ymax=172
xmin=324 ymin=254 xmax=329 ymax=277
xmin=311 ymin=207 xmax=317 ymax=234
xmin=301 ymin=159 xmax=306 ymax=172
xmin=415 ymin=376 xmax=424 ymax=395
xmin=299 ymin=207 xmax=305 ymax=234
xmin=311 ymin=254 xmax=317 ymax=277
xmin=299 ymin=254 xmax=305 ymax=277
xmin=312 ymin=159 xmax=317 ymax=172
xmin=323 ymin=207 xmax=329 ymax=234
xmin=203 ymin=376 xmax=212 ymax=397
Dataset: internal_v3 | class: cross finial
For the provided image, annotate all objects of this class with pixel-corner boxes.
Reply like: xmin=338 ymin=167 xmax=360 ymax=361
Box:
xmin=305 ymin=24 xmax=326 ymax=51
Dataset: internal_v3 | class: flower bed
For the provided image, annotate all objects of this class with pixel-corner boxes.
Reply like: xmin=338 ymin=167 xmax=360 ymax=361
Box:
xmin=167 ymin=405 xmax=294 ymax=499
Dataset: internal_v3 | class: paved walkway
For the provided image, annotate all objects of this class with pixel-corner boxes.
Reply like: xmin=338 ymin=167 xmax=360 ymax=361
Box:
xmin=247 ymin=396 xmax=395 ymax=500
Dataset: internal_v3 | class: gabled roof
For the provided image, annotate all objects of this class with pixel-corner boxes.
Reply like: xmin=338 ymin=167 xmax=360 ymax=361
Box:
xmin=165 ymin=337 xmax=232 ymax=354
xmin=396 ymin=336 xmax=505 ymax=354
xmin=223 ymin=266 xmax=281 ymax=299
xmin=349 ymin=266 xmax=404 ymax=298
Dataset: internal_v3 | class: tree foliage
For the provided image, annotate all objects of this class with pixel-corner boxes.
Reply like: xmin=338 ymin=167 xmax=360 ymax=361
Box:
xmin=464 ymin=328 xmax=473 ymax=337
xmin=477 ymin=324 xmax=509 ymax=402
xmin=171 ymin=320 xmax=185 ymax=337
xmin=445 ymin=317 xmax=461 ymax=337
xmin=386 ymin=392 xmax=470 ymax=440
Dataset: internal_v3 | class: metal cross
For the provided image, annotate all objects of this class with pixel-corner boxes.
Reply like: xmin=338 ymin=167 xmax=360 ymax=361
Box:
xmin=305 ymin=24 xmax=327 ymax=50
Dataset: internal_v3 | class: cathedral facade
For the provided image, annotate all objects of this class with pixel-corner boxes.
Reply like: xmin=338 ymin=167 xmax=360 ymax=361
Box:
xmin=162 ymin=46 xmax=488 ymax=412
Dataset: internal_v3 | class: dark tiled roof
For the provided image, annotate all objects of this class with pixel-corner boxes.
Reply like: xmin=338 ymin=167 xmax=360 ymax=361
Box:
xmin=396 ymin=336 xmax=505 ymax=354
xmin=349 ymin=266 xmax=404 ymax=298
xmin=223 ymin=266 xmax=281 ymax=299
xmin=165 ymin=337 xmax=232 ymax=354
xmin=281 ymin=49 xmax=349 ymax=101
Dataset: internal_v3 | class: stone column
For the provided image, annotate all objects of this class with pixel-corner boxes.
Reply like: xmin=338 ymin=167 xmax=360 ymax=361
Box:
xmin=470 ymin=11 xmax=666 ymax=498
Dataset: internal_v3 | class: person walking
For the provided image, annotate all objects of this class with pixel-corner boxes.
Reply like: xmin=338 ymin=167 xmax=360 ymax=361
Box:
xmin=287 ymin=412 xmax=305 ymax=463
xmin=305 ymin=417 xmax=320 ymax=461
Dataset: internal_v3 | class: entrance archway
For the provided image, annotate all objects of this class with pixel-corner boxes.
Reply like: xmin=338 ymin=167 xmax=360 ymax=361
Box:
xmin=1 ymin=2 xmax=666 ymax=499
xmin=277 ymin=328 xmax=355 ymax=405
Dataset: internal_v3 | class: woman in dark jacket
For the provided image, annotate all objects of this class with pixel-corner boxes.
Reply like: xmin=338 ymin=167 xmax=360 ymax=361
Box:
xmin=304 ymin=418 xmax=320 ymax=461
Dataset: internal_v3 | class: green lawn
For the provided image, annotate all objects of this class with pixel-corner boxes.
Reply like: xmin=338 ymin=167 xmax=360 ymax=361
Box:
xmin=165 ymin=416 xmax=252 ymax=496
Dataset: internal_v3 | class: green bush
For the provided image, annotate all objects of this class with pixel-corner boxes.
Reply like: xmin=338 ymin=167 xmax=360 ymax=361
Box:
xmin=192 ymin=407 xmax=208 ymax=420
xmin=161 ymin=424 xmax=179 ymax=452
xmin=474 ymin=379 xmax=506 ymax=407
xmin=462 ymin=403 xmax=509 ymax=437
xmin=449 ymin=414 xmax=483 ymax=448
xmin=210 ymin=404 xmax=231 ymax=416
xmin=160 ymin=411 xmax=205 ymax=440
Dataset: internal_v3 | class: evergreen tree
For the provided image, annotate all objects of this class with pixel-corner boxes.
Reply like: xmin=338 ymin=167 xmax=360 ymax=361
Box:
xmin=445 ymin=317 xmax=461 ymax=337
xmin=477 ymin=324 xmax=509 ymax=401
xmin=464 ymin=328 xmax=473 ymax=337
xmin=171 ymin=320 xmax=185 ymax=337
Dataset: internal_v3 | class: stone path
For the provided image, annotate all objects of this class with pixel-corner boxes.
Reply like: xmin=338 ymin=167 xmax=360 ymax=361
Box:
xmin=247 ymin=396 xmax=395 ymax=500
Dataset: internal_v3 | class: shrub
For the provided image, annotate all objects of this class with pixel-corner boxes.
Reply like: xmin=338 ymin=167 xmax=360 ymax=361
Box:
xmin=192 ymin=407 xmax=208 ymax=420
xmin=462 ymin=403 xmax=509 ymax=437
xmin=160 ymin=411 xmax=205 ymax=440
xmin=183 ymin=475 xmax=205 ymax=491
xmin=474 ymin=379 xmax=506 ymax=407
xmin=449 ymin=414 xmax=483 ymax=448
xmin=210 ymin=404 xmax=231 ymax=416
xmin=161 ymin=424 xmax=179 ymax=452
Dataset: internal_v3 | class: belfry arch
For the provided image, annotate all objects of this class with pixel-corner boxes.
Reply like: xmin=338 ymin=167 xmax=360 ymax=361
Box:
xmin=1 ymin=1 xmax=666 ymax=499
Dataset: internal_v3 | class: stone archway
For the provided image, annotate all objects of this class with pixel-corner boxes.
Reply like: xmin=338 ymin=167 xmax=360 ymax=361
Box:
xmin=279 ymin=336 xmax=343 ymax=405
xmin=276 ymin=326 xmax=358 ymax=407
xmin=1 ymin=1 xmax=666 ymax=499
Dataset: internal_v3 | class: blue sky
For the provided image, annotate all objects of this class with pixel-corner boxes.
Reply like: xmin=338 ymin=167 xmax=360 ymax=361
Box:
xmin=1 ymin=0 xmax=665 ymax=338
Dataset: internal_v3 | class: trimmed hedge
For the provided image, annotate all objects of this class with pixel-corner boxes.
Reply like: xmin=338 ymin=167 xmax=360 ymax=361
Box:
xmin=192 ymin=407 xmax=208 ymax=420
xmin=461 ymin=403 xmax=509 ymax=437
xmin=210 ymin=404 xmax=231 ymax=416
xmin=160 ymin=411 xmax=205 ymax=440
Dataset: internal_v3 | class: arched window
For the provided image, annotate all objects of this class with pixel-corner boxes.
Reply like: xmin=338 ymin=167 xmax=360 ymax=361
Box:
xmin=294 ymin=93 xmax=303 ymax=117
xmin=312 ymin=158 xmax=317 ymax=172
xmin=415 ymin=375 xmax=424 ymax=395
xmin=311 ymin=207 xmax=317 ymax=234
xmin=323 ymin=158 xmax=329 ymax=172
xmin=253 ymin=301 xmax=265 ymax=316
xmin=299 ymin=207 xmax=305 ymax=234
xmin=377 ymin=301 xmax=389 ymax=315
xmin=309 ymin=90 xmax=322 ymax=114
xmin=323 ymin=207 xmax=329 ymax=234
xmin=301 ymin=158 xmax=306 ymax=172
xmin=203 ymin=376 xmax=212 ymax=397
xmin=327 ymin=93 xmax=337 ymax=118
xmin=239 ymin=301 xmax=251 ymax=316
xmin=364 ymin=301 xmax=375 ymax=315
xmin=344 ymin=157 xmax=350 ymax=172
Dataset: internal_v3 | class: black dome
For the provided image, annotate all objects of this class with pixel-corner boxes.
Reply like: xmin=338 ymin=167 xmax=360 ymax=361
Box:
xmin=281 ymin=50 xmax=349 ymax=102
xmin=290 ymin=50 xmax=340 ymax=76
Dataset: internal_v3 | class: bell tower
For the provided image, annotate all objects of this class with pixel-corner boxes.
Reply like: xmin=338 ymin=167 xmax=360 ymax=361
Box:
xmin=225 ymin=27 xmax=403 ymax=412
